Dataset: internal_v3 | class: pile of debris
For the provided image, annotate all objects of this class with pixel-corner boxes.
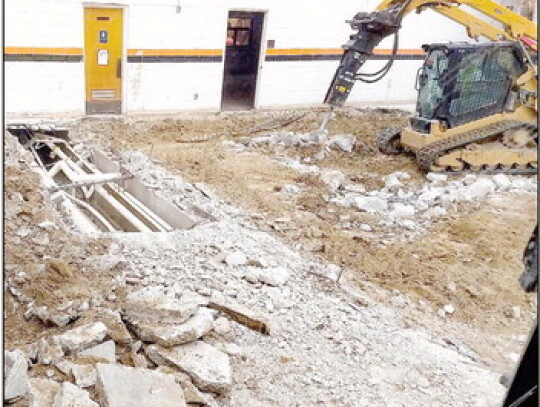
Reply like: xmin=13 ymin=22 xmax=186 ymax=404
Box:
xmin=236 ymin=131 xmax=356 ymax=153
xmin=3 ymin=124 xmax=519 ymax=406
xmin=270 ymin=154 xmax=537 ymax=235
xmin=4 ymin=132 xmax=279 ymax=407
xmin=329 ymin=171 xmax=537 ymax=232
xmin=5 ymin=286 xmax=275 ymax=406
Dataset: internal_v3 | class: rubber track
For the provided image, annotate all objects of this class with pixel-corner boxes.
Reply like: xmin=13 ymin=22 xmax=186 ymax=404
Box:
xmin=377 ymin=125 xmax=404 ymax=155
xmin=415 ymin=120 xmax=533 ymax=172
xmin=520 ymin=225 xmax=538 ymax=293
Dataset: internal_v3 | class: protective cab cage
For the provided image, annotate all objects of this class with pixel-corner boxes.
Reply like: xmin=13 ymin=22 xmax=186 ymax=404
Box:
xmin=412 ymin=41 xmax=528 ymax=133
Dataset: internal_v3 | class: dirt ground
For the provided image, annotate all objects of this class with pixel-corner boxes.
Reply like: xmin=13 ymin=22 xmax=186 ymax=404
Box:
xmin=4 ymin=108 xmax=538 ymax=406
xmin=68 ymin=107 xmax=537 ymax=364
xmin=4 ymin=165 xmax=124 ymax=349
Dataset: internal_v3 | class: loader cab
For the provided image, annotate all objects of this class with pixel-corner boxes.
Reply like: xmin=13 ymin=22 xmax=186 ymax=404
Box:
xmin=411 ymin=42 xmax=527 ymax=133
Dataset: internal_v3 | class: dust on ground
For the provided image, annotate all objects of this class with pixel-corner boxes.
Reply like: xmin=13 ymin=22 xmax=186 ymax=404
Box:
xmin=4 ymin=108 xmax=537 ymax=406
xmin=4 ymin=164 xmax=124 ymax=349
xmin=67 ymin=107 xmax=537 ymax=367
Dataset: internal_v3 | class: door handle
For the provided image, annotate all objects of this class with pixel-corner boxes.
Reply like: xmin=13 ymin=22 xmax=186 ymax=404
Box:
xmin=116 ymin=58 xmax=122 ymax=78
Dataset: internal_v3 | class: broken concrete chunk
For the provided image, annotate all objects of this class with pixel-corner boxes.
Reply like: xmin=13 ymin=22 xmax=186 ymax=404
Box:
xmin=180 ymin=379 xmax=220 ymax=407
xmin=131 ymin=352 xmax=151 ymax=368
xmin=37 ymin=338 xmax=65 ymax=365
xmin=258 ymin=267 xmax=290 ymax=287
xmin=352 ymin=196 xmax=388 ymax=213
xmin=38 ymin=220 xmax=57 ymax=230
xmin=129 ymin=307 xmax=214 ymax=347
xmin=72 ymin=364 xmax=97 ymax=388
xmin=443 ymin=304 xmax=455 ymax=315
xmin=53 ymin=322 xmax=108 ymax=353
xmin=213 ymin=317 xmax=232 ymax=335
xmin=122 ymin=296 xmax=199 ymax=327
xmin=281 ymin=184 xmax=301 ymax=195
xmin=492 ymin=173 xmax=512 ymax=189
xmin=383 ymin=173 xmax=403 ymax=190
xmin=208 ymin=294 xmax=271 ymax=335
xmin=465 ymin=178 xmax=495 ymax=199
xmin=390 ymin=203 xmax=416 ymax=218
xmin=23 ymin=341 xmax=39 ymax=363
xmin=146 ymin=341 xmax=232 ymax=395
xmin=90 ymin=309 xmax=132 ymax=345
xmin=28 ymin=378 xmax=61 ymax=407
xmin=78 ymin=340 xmax=116 ymax=362
xmin=243 ymin=269 xmax=260 ymax=284
xmin=225 ymin=251 xmax=247 ymax=267
xmin=426 ymin=173 xmax=448 ymax=183
xmin=33 ymin=306 xmax=72 ymax=328
xmin=328 ymin=134 xmax=355 ymax=152
xmin=359 ymin=224 xmax=372 ymax=232
xmin=55 ymin=361 xmax=74 ymax=375
xmin=95 ymin=363 xmax=186 ymax=407
xmin=4 ymin=349 xmax=29 ymax=402
xmin=320 ymin=170 xmax=346 ymax=192
xmin=52 ymin=382 xmax=98 ymax=407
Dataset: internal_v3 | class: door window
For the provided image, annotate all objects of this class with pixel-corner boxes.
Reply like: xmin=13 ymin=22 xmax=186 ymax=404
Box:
xmin=226 ymin=18 xmax=251 ymax=46
xmin=417 ymin=50 xmax=448 ymax=119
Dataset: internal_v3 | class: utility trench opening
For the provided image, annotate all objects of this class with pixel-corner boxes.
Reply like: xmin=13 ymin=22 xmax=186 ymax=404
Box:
xmin=7 ymin=125 xmax=197 ymax=233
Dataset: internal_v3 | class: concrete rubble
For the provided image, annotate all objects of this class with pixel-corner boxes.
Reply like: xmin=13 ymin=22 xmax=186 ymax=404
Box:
xmin=36 ymin=339 xmax=65 ymax=365
xmin=28 ymin=378 xmax=61 ymax=407
xmin=326 ymin=170 xmax=536 ymax=235
xmin=146 ymin=341 xmax=233 ymax=394
xmin=4 ymin=349 xmax=29 ymax=401
xmin=71 ymin=364 xmax=97 ymax=388
xmin=243 ymin=131 xmax=356 ymax=154
xmin=208 ymin=294 xmax=272 ymax=335
xmin=320 ymin=169 xmax=346 ymax=192
xmin=53 ymin=382 xmax=98 ymax=407
xmin=180 ymin=378 xmax=221 ymax=407
xmin=53 ymin=322 xmax=109 ymax=353
xmin=257 ymin=267 xmax=290 ymax=287
xmin=5 ymin=121 xmax=535 ymax=407
xmin=268 ymin=151 xmax=536 ymax=236
xmin=78 ymin=340 xmax=116 ymax=362
xmin=121 ymin=293 xmax=215 ymax=347
xmin=128 ymin=307 xmax=215 ymax=347
xmin=95 ymin=363 xmax=187 ymax=407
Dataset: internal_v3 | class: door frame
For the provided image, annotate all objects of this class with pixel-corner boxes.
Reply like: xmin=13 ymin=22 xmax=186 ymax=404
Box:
xmin=82 ymin=2 xmax=128 ymax=114
xmin=221 ymin=9 xmax=268 ymax=110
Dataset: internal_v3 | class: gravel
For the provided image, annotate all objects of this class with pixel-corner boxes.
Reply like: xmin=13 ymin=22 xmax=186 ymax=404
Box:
xmin=105 ymin=151 xmax=508 ymax=406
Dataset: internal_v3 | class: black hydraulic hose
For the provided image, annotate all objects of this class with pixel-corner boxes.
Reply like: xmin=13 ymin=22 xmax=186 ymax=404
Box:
xmin=354 ymin=0 xmax=411 ymax=84
xmin=355 ymin=32 xmax=399 ymax=77
xmin=356 ymin=30 xmax=400 ymax=83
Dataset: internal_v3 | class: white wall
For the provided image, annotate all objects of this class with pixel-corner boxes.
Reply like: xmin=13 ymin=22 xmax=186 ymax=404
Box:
xmin=5 ymin=0 xmax=85 ymax=114
xmin=126 ymin=63 xmax=223 ymax=111
xmin=5 ymin=63 xmax=85 ymax=114
xmin=257 ymin=4 xmax=476 ymax=108
xmin=5 ymin=0 xmax=482 ymax=115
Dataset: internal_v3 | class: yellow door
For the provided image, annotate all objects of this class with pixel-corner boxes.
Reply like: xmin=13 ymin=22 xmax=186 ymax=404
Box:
xmin=84 ymin=8 xmax=123 ymax=114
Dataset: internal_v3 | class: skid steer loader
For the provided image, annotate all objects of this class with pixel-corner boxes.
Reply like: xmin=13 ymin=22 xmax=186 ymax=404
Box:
xmin=320 ymin=0 xmax=538 ymax=173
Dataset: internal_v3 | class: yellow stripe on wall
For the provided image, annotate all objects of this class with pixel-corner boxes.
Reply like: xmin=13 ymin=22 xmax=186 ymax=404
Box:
xmin=4 ymin=47 xmax=83 ymax=55
xmin=4 ymin=47 xmax=222 ymax=57
xmin=127 ymin=49 xmax=223 ymax=56
xmin=266 ymin=48 xmax=425 ymax=56
xmin=4 ymin=46 xmax=424 ymax=58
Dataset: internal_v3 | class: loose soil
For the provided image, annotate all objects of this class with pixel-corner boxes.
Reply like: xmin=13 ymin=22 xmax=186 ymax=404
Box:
xmin=69 ymin=107 xmax=537 ymax=367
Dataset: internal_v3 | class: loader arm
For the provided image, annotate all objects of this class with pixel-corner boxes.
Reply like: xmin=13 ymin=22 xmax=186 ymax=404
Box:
xmin=324 ymin=0 xmax=537 ymax=108
xmin=376 ymin=0 xmax=537 ymax=41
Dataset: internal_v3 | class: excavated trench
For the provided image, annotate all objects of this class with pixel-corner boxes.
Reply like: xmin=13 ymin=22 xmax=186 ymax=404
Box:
xmin=7 ymin=125 xmax=197 ymax=233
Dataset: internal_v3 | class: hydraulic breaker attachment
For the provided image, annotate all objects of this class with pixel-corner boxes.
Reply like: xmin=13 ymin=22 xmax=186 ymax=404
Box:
xmin=323 ymin=4 xmax=404 ymax=108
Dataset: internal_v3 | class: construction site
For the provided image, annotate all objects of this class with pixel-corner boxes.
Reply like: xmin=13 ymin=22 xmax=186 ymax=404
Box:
xmin=4 ymin=1 xmax=538 ymax=406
